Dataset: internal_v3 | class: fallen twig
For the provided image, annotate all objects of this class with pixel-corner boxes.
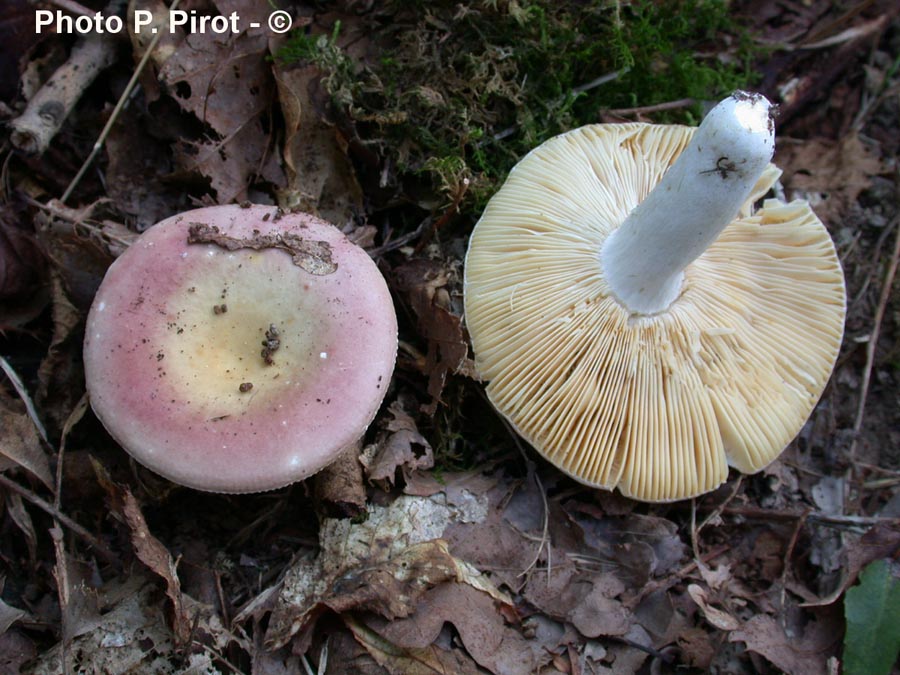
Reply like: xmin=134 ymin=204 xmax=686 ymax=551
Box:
xmin=717 ymin=504 xmax=899 ymax=529
xmin=626 ymin=544 xmax=731 ymax=609
xmin=602 ymin=98 xmax=696 ymax=118
xmin=0 ymin=355 xmax=49 ymax=446
xmin=10 ymin=32 xmax=118 ymax=156
xmin=849 ymin=212 xmax=900 ymax=470
xmin=61 ymin=0 xmax=182 ymax=203
xmin=0 ymin=473 xmax=118 ymax=563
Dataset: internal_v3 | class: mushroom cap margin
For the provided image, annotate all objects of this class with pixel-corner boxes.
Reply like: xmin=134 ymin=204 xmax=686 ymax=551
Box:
xmin=84 ymin=205 xmax=398 ymax=493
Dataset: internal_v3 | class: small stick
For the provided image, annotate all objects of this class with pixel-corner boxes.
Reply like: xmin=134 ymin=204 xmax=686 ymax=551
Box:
xmin=848 ymin=213 xmax=900 ymax=467
xmin=779 ymin=508 xmax=810 ymax=616
xmin=626 ymin=544 xmax=731 ymax=609
xmin=9 ymin=32 xmax=118 ymax=156
xmin=0 ymin=473 xmax=117 ymax=564
xmin=603 ymin=98 xmax=696 ymax=118
xmin=0 ymin=355 xmax=49 ymax=446
xmin=713 ymin=504 xmax=899 ymax=529
xmin=61 ymin=0 xmax=183 ymax=203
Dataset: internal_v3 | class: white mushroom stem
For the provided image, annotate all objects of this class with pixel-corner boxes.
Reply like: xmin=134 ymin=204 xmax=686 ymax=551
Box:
xmin=600 ymin=92 xmax=776 ymax=315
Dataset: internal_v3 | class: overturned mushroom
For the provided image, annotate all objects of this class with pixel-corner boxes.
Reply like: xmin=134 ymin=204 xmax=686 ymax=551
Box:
xmin=464 ymin=92 xmax=845 ymax=502
xmin=84 ymin=205 xmax=397 ymax=493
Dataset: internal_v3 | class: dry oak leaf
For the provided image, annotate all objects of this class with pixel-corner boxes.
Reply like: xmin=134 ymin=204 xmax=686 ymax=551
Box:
xmin=273 ymin=63 xmax=365 ymax=230
xmin=371 ymin=581 xmax=536 ymax=675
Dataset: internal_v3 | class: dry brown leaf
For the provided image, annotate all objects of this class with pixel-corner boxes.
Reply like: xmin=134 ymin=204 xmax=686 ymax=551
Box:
xmin=159 ymin=7 xmax=281 ymax=202
xmin=318 ymin=628 xmax=393 ymax=675
xmin=104 ymin=108 xmax=186 ymax=230
xmin=273 ymin=64 xmax=365 ymax=229
xmin=363 ymin=400 xmax=434 ymax=485
xmin=21 ymin=576 xmax=235 ymax=675
xmin=327 ymin=539 xmax=479 ymax=619
xmin=345 ymin=614 xmax=483 ymax=675
xmin=0 ymin=205 xmax=47 ymax=329
xmin=0 ymin=392 xmax=53 ymax=489
xmin=266 ymin=492 xmax=495 ymax=649
xmin=34 ymin=275 xmax=86 ymax=434
xmin=729 ymin=608 xmax=841 ymax=675
xmin=676 ymin=626 xmax=716 ymax=669
xmin=687 ymin=584 xmax=740 ymax=631
xmin=779 ymin=133 xmax=884 ymax=222
xmin=802 ymin=522 xmax=900 ymax=606
xmin=0 ymin=591 xmax=28 ymax=637
xmin=393 ymin=259 xmax=470 ymax=414
xmin=371 ymin=582 xmax=536 ymax=675
xmin=120 ymin=489 xmax=192 ymax=644
xmin=568 ymin=573 xmax=631 ymax=638
xmin=49 ymin=527 xmax=105 ymax=645
xmin=523 ymin=565 xmax=633 ymax=641
xmin=313 ymin=442 xmax=366 ymax=519
xmin=570 ymin=510 xmax=687 ymax=585
xmin=4 ymin=494 xmax=38 ymax=563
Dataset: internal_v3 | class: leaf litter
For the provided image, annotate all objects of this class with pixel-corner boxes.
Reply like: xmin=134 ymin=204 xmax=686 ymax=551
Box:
xmin=1 ymin=1 xmax=899 ymax=674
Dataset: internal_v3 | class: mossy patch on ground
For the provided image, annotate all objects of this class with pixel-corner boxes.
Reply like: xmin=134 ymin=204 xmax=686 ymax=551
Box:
xmin=278 ymin=0 xmax=760 ymax=216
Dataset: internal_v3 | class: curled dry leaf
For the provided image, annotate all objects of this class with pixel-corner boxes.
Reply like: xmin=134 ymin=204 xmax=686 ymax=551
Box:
xmin=363 ymin=400 xmax=434 ymax=486
xmin=312 ymin=442 xmax=367 ymax=519
xmin=344 ymin=614 xmax=483 ymax=675
xmin=687 ymin=584 xmax=741 ymax=631
xmin=121 ymin=490 xmax=192 ymax=645
xmin=801 ymin=522 xmax=900 ymax=607
xmin=393 ymin=259 xmax=471 ymax=414
xmin=273 ymin=63 xmax=365 ymax=230
xmin=93 ymin=465 xmax=192 ymax=645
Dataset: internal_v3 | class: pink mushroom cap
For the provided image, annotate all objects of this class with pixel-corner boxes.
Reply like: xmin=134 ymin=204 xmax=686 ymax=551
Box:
xmin=84 ymin=205 xmax=397 ymax=493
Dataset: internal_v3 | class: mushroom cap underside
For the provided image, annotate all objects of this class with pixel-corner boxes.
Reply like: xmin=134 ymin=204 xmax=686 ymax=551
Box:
xmin=84 ymin=205 xmax=398 ymax=493
xmin=463 ymin=123 xmax=846 ymax=502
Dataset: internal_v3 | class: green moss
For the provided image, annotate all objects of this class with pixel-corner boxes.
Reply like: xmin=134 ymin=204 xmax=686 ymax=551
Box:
xmin=277 ymin=0 xmax=761 ymax=219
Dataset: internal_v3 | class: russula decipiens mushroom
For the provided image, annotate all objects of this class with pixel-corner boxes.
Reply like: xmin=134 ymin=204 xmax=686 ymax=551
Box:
xmin=84 ymin=205 xmax=397 ymax=493
xmin=464 ymin=92 xmax=845 ymax=502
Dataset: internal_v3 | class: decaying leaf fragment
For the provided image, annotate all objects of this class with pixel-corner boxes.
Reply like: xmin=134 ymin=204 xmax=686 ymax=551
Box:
xmin=362 ymin=399 xmax=434 ymax=485
xmin=93 ymin=463 xmax=192 ymax=645
xmin=265 ymin=491 xmax=499 ymax=650
xmin=344 ymin=614 xmax=483 ymax=675
xmin=273 ymin=63 xmax=365 ymax=229
xmin=0 ymin=390 xmax=53 ymax=489
xmin=157 ymin=1 xmax=282 ymax=202
xmin=370 ymin=581 xmax=537 ymax=674
xmin=394 ymin=259 xmax=472 ymax=414
xmin=22 ymin=577 xmax=235 ymax=675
